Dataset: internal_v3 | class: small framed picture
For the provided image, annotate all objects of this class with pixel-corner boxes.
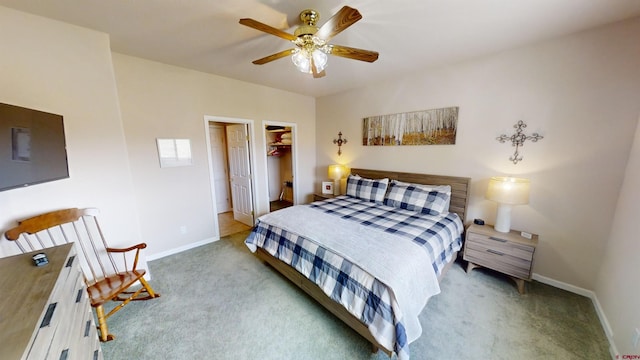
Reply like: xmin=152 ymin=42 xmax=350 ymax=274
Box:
xmin=322 ymin=181 xmax=334 ymax=194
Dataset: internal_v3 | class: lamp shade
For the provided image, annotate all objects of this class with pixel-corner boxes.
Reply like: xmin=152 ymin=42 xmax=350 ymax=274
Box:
xmin=328 ymin=164 xmax=346 ymax=180
xmin=485 ymin=177 xmax=530 ymax=205
xmin=312 ymin=49 xmax=328 ymax=72
xmin=291 ymin=50 xmax=310 ymax=73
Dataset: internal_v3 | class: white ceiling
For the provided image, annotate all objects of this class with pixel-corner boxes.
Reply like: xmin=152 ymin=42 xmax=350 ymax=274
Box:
xmin=2 ymin=0 xmax=640 ymax=97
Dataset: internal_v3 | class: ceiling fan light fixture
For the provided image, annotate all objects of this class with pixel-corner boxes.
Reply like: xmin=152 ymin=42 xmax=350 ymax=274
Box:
xmin=291 ymin=48 xmax=328 ymax=74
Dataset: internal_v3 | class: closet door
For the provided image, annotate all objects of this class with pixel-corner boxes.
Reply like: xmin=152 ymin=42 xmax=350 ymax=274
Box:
xmin=226 ymin=124 xmax=254 ymax=226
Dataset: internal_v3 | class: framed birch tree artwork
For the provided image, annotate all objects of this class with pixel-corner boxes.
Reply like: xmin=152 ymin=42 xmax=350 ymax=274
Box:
xmin=362 ymin=106 xmax=459 ymax=146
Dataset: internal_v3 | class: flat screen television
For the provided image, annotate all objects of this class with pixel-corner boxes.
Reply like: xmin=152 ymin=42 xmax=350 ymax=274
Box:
xmin=0 ymin=102 xmax=69 ymax=192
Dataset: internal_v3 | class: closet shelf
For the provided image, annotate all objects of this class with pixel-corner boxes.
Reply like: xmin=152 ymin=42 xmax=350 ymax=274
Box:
xmin=269 ymin=143 xmax=291 ymax=147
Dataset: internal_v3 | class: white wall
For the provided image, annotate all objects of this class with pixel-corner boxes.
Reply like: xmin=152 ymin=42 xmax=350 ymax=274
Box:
xmin=111 ymin=54 xmax=316 ymax=257
xmin=316 ymin=18 xmax=640 ymax=290
xmin=595 ymin=115 xmax=640 ymax=356
xmin=0 ymin=7 xmax=142 ymax=256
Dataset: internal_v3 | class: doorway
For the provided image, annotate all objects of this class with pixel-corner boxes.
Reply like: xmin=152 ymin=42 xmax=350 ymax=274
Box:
xmin=205 ymin=117 xmax=255 ymax=238
xmin=264 ymin=122 xmax=296 ymax=212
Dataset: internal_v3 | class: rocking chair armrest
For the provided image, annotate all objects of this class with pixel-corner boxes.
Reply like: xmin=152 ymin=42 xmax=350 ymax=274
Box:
xmin=106 ymin=243 xmax=147 ymax=271
xmin=106 ymin=243 xmax=147 ymax=253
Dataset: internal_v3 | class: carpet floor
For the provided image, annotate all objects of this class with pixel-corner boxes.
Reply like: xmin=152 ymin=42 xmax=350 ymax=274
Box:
xmin=101 ymin=230 xmax=609 ymax=359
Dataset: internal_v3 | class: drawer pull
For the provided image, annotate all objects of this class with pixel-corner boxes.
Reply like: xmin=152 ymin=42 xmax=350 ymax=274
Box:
xmin=85 ymin=320 xmax=92 ymax=337
xmin=60 ymin=349 xmax=69 ymax=360
xmin=488 ymin=236 xmax=507 ymax=243
xmin=76 ymin=288 xmax=84 ymax=303
xmin=40 ymin=302 xmax=57 ymax=328
xmin=486 ymin=249 xmax=505 ymax=256
xmin=65 ymin=255 xmax=76 ymax=267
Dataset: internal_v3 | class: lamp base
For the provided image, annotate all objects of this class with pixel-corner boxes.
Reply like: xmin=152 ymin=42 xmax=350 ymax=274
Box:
xmin=333 ymin=179 xmax=340 ymax=195
xmin=494 ymin=203 xmax=512 ymax=233
xmin=339 ymin=178 xmax=347 ymax=195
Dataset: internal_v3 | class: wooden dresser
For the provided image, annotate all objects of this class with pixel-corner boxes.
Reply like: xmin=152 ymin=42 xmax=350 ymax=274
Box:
xmin=0 ymin=243 xmax=103 ymax=360
xmin=463 ymin=224 xmax=538 ymax=294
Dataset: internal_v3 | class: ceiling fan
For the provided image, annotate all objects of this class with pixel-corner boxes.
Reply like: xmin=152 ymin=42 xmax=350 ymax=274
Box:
xmin=239 ymin=6 xmax=379 ymax=78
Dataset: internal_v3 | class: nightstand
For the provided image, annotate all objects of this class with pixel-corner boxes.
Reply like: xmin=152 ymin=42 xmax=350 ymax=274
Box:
xmin=463 ymin=224 xmax=538 ymax=294
xmin=313 ymin=193 xmax=338 ymax=201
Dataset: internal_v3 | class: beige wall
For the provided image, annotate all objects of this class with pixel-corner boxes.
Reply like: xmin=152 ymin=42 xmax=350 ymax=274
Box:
xmin=316 ymin=18 xmax=640 ymax=290
xmin=111 ymin=54 xmax=316 ymax=257
xmin=0 ymin=7 xmax=142 ymax=255
xmin=595 ymin=115 xmax=640 ymax=356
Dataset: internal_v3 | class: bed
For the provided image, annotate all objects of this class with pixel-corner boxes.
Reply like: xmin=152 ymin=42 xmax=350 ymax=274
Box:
xmin=245 ymin=169 xmax=470 ymax=359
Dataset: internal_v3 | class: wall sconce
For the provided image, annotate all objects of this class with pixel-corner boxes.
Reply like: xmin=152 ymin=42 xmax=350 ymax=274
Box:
xmin=327 ymin=164 xmax=347 ymax=195
xmin=485 ymin=176 xmax=530 ymax=233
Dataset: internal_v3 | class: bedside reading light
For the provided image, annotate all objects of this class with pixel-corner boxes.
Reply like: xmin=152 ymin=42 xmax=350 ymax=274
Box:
xmin=486 ymin=176 xmax=530 ymax=233
xmin=328 ymin=164 xmax=346 ymax=195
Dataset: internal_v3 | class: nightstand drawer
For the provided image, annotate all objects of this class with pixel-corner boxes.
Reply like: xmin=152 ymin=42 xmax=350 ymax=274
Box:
xmin=464 ymin=246 xmax=532 ymax=279
xmin=463 ymin=224 xmax=539 ymax=292
xmin=466 ymin=232 xmax=534 ymax=261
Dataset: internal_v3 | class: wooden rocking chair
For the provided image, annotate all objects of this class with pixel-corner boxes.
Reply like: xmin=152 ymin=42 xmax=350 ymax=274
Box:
xmin=4 ymin=207 xmax=160 ymax=342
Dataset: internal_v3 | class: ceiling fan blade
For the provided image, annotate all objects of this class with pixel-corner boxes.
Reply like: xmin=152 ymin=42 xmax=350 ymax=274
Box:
xmin=313 ymin=70 xmax=326 ymax=78
xmin=239 ymin=18 xmax=297 ymax=41
xmin=315 ymin=6 xmax=362 ymax=41
xmin=330 ymin=45 xmax=379 ymax=62
xmin=311 ymin=57 xmax=326 ymax=78
xmin=252 ymin=49 xmax=295 ymax=65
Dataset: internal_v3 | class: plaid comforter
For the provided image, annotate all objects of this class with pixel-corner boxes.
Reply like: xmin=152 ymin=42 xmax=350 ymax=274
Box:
xmin=245 ymin=196 xmax=463 ymax=360
xmin=310 ymin=196 xmax=463 ymax=277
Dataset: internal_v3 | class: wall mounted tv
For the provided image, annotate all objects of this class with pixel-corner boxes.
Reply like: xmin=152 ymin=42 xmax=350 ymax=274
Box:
xmin=0 ymin=102 xmax=69 ymax=192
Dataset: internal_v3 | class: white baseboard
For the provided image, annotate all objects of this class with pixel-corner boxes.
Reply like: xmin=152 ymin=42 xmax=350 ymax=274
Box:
xmin=532 ymin=273 xmax=618 ymax=359
xmin=146 ymin=236 xmax=220 ymax=262
xmin=532 ymin=273 xmax=593 ymax=298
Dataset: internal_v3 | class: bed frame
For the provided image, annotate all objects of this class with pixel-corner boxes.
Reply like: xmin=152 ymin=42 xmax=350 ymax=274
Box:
xmin=255 ymin=169 xmax=471 ymax=356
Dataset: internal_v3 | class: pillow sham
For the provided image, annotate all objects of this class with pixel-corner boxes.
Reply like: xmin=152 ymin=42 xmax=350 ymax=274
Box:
xmin=390 ymin=180 xmax=451 ymax=213
xmin=346 ymin=175 xmax=389 ymax=204
xmin=383 ymin=181 xmax=449 ymax=215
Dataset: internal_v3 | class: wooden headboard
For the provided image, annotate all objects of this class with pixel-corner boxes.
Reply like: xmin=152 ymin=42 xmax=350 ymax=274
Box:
xmin=350 ymin=168 xmax=471 ymax=223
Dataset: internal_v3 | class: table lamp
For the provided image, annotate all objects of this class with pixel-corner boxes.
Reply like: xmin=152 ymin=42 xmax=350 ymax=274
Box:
xmin=327 ymin=164 xmax=346 ymax=195
xmin=485 ymin=176 xmax=530 ymax=233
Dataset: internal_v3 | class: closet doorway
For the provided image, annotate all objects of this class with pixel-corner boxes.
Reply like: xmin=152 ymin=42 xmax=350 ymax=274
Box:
xmin=264 ymin=122 xmax=296 ymax=212
xmin=205 ymin=117 xmax=255 ymax=238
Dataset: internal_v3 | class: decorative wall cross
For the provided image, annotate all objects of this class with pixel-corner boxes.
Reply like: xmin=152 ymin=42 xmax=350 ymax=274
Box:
xmin=496 ymin=120 xmax=543 ymax=164
xmin=333 ymin=131 xmax=348 ymax=156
